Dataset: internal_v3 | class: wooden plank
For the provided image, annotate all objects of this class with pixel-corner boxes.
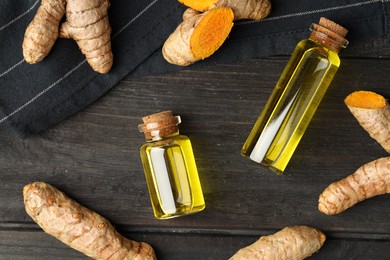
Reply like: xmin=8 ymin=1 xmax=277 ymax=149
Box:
xmin=0 ymin=56 xmax=389 ymax=258
xmin=0 ymin=230 xmax=389 ymax=259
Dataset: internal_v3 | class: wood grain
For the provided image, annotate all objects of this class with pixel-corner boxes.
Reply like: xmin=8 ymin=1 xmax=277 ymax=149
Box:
xmin=0 ymin=230 xmax=390 ymax=259
xmin=0 ymin=55 xmax=389 ymax=258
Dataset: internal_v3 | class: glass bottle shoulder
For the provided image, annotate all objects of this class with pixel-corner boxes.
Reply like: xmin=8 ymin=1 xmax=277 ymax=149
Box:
xmin=141 ymin=134 xmax=190 ymax=150
xmin=296 ymin=39 xmax=340 ymax=66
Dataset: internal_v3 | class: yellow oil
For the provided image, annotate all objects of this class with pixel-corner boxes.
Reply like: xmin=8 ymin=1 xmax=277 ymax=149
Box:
xmin=140 ymin=133 xmax=205 ymax=219
xmin=241 ymin=39 xmax=340 ymax=174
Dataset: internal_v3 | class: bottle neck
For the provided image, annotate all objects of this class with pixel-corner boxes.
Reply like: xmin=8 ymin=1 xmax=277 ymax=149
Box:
xmin=145 ymin=130 xmax=180 ymax=143
xmin=309 ymin=23 xmax=348 ymax=53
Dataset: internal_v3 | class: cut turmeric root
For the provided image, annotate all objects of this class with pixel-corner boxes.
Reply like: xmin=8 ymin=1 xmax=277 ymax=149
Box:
xmin=345 ymin=91 xmax=390 ymax=153
xmin=162 ymin=7 xmax=234 ymax=66
xmin=23 ymin=182 xmax=156 ymax=260
xmin=230 ymin=226 xmax=326 ymax=260
xmin=178 ymin=0 xmax=271 ymax=20
xmin=318 ymin=157 xmax=390 ymax=215
xmin=163 ymin=0 xmax=270 ymax=66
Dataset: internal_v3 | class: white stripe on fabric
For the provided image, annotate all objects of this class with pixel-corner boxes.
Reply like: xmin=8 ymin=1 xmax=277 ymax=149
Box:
xmin=0 ymin=1 xmax=41 ymax=78
xmin=0 ymin=0 xmax=384 ymax=124
xmin=113 ymin=0 xmax=159 ymax=38
xmin=0 ymin=59 xmax=25 ymax=78
xmin=0 ymin=0 xmax=39 ymax=31
xmin=0 ymin=60 xmax=87 ymax=124
xmin=238 ymin=0 xmax=383 ymax=25
xmin=0 ymin=0 xmax=161 ymax=124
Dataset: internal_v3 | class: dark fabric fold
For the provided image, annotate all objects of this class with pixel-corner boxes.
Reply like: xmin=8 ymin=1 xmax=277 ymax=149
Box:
xmin=0 ymin=0 xmax=389 ymax=138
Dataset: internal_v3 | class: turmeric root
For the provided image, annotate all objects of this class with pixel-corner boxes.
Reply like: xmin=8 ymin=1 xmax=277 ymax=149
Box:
xmin=178 ymin=0 xmax=271 ymax=20
xmin=230 ymin=226 xmax=326 ymax=260
xmin=23 ymin=0 xmax=113 ymax=74
xmin=23 ymin=182 xmax=156 ymax=260
xmin=345 ymin=91 xmax=390 ymax=153
xmin=162 ymin=7 xmax=234 ymax=66
xmin=59 ymin=0 xmax=113 ymax=73
xmin=318 ymin=157 xmax=390 ymax=215
xmin=22 ymin=0 xmax=66 ymax=64
xmin=163 ymin=0 xmax=270 ymax=66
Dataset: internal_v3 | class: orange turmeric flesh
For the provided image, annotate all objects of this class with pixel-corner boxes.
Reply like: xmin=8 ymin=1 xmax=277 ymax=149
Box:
xmin=178 ymin=0 xmax=271 ymax=21
xmin=345 ymin=91 xmax=387 ymax=109
xmin=345 ymin=90 xmax=390 ymax=153
xmin=190 ymin=7 xmax=234 ymax=60
xmin=178 ymin=0 xmax=218 ymax=12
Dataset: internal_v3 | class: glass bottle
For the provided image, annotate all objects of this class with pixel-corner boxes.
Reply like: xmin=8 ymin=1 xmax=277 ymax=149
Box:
xmin=241 ymin=17 xmax=348 ymax=174
xmin=138 ymin=110 xmax=205 ymax=219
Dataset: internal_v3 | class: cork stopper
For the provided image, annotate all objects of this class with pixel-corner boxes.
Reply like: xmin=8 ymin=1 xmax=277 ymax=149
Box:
xmin=310 ymin=17 xmax=348 ymax=52
xmin=138 ymin=110 xmax=181 ymax=141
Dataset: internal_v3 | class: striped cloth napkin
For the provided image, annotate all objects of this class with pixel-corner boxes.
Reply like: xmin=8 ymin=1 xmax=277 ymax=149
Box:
xmin=0 ymin=0 xmax=388 ymax=138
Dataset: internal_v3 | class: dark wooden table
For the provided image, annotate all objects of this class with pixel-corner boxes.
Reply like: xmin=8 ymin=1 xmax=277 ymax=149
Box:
xmin=1 ymin=38 xmax=390 ymax=259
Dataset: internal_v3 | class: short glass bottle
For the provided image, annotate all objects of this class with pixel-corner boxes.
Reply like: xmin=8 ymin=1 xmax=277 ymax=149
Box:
xmin=241 ymin=17 xmax=349 ymax=174
xmin=138 ymin=111 xmax=205 ymax=219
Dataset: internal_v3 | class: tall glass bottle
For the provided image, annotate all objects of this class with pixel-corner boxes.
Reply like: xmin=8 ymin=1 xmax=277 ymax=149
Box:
xmin=138 ymin=110 xmax=205 ymax=219
xmin=241 ymin=17 xmax=348 ymax=174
